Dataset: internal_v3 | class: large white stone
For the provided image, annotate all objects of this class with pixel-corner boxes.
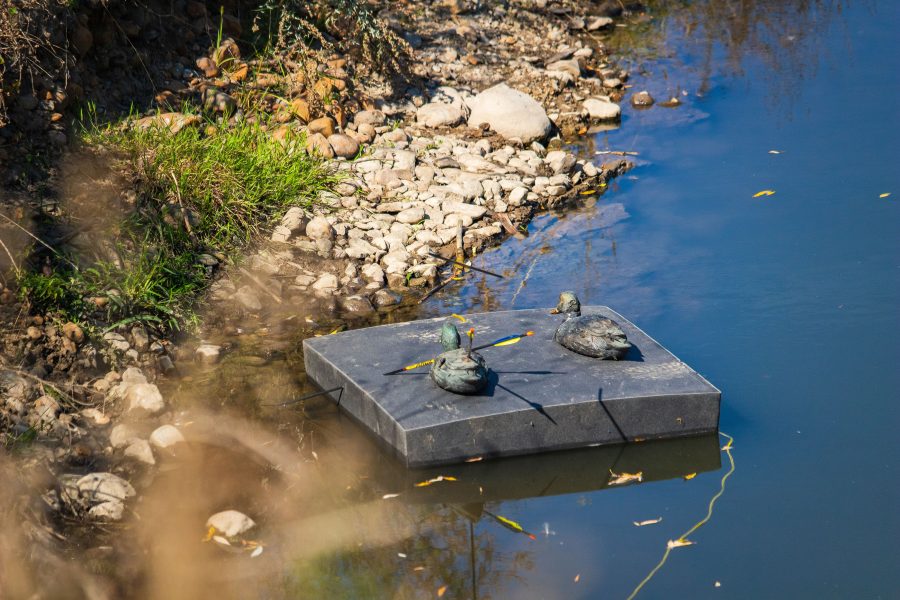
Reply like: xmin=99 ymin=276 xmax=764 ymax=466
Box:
xmin=416 ymin=102 xmax=466 ymax=128
xmin=76 ymin=472 xmax=136 ymax=504
xmin=583 ymin=97 xmax=621 ymax=121
xmin=207 ymin=510 xmax=256 ymax=538
xmin=126 ymin=383 xmax=165 ymax=417
xmin=149 ymin=424 xmax=186 ymax=450
xmin=467 ymin=84 xmax=552 ymax=143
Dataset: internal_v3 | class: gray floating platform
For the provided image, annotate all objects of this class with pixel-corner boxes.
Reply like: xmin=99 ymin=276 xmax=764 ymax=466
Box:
xmin=303 ymin=307 xmax=721 ymax=468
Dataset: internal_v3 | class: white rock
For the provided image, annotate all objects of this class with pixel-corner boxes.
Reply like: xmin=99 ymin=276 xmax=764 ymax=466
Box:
xmin=270 ymin=225 xmax=292 ymax=243
xmin=121 ymin=367 xmax=148 ymax=385
xmin=76 ymin=472 xmax=136 ymax=505
xmin=545 ymin=150 xmax=576 ymax=175
xmin=110 ymin=424 xmax=141 ymax=449
xmin=345 ymin=238 xmax=381 ymax=260
xmin=361 ymin=263 xmax=386 ymax=284
xmin=195 ymin=343 xmax=222 ymax=364
xmin=444 ymin=213 xmax=474 ymax=228
xmin=149 ymin=424 xmax=186 ymax=450
xmin=88 ymin=501 xmax=125 ymax=521
xmin=234 ymin=286 xmax=263 ymax=312
xmin=125 ymin=439 xmax=156 ymax=465
xmin=311 ymin=273 xmax=339 ymax=294
xmin=392 ymin=149 xmax=417 ymax=172
xmin=306 ymin=216 xmax=334 ymax=241
xmin=509 ymin=187 xmax=529 ymax=205
xmin=396 ymin=207 xmax=425 ymax=224
xmin=467 ymin=84 xmax=552 ymax=143
xmin=442 ymin=201 xmax=487 ymax=219
xmin=207 ymin=510 xmax=256 ymax=538
xmin=416 ymin=102 xmax=466 ymax=128
xmin=583 ymin=97 xmax=621 ymax=121
xmin=126 ymin=383 xmax=165 ymax=417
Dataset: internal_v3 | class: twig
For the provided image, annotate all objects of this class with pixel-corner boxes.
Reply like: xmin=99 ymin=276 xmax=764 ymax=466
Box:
xmin=169 ymin=171 xmax=193 ymax=235
xmin=5 ymin=368 xmax=97 ymax=408
xmin=0 ymin=213 xmax=80 ymax=271
xmin=418 ymin=276 xmax=459 ymax=304
xmin=427 ymin=252 xmax=504 ymax=278
xmin=0 ymin=235 xmax=20 ymax=274
xmin=237 ymin=267 xmax=283 ymax=304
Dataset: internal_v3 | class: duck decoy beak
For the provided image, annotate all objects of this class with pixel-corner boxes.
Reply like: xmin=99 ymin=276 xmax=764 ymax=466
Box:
xmin=549 ymin=308 xmax=560 ymax=314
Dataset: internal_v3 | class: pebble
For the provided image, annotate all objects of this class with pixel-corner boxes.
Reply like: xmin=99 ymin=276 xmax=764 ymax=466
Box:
xmin=583 ymin=97 xmax=621 ymax=121
xmin=110 ymin=424 xmax=141 ymax=449
xmin=306 ymin=216 xmax=335 ymax=241
xmin=631 ymin=90 xmax=655 ymax=108
xmin=328 ymin=134 xmax=360 ymax=158
xmin=149 ymin=424 xmax=186 ymax=450
xmin=234 ymin=286 xmax=263 ymax=312
xmin=126 ymin=383 xmax=166 ymax=417
xmin=124 ymin=439 xmax=156 ymax=465
xmin=207 ymin=509 xmax=256 ymax=538
xmin=416 ymin=102 xmax=466 ymax=128
xmin=195 ymin=343 xmax=222 ymax=364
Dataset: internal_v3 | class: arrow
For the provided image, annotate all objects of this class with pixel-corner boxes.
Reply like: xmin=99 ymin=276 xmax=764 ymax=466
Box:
xmin=427 ymin=252 xmax=504 ymax=278
xmin=383 ymin=331 xmax=534 ymax=376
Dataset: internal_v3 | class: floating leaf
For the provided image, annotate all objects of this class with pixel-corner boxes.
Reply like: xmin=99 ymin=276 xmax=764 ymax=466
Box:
xmin=768 ymin=150 xmax=782 ymax=154
xmin=752 ymin=190 xmax=776 ymax=197
xmin=880 ymin=193 xmax=891 ymax=198
xmin=398 ymin=552 xmax=407 ymax=558
xmin=667 ymin=538 xmax=695 ymax=549
xmin=465 ymin=456 xmax=483 ymax=463
xmin=414 ymin=566 xmax=426 ymax=572
xmin=202 ymin=525 xmax=216 ymax=542
xmin=415 ymin=475 xmax=458 ymax=488
xmin=608 ymin=469 xmax=643 ymax=486
xmin=382 ymin=493 xmax=400 ymax=499
xmin=574 ymin=574 xmax=581 ymax=582
xmin=715 ymin=581 xmax=722 ymax=588
xmin=213 ymin=535 xmax=231 ymax=546
xmin=634 ymin=517 xmax=663 ymax=527
xmin=683 ymin=473 xmax=697 ymax=480
xmin=437 ymin=585 xmax=448 ymax=597
xmin=250 ymin=546 xmax=264 ymax=558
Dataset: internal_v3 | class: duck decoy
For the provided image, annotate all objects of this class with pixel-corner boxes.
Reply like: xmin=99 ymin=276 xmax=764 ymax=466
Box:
xmin=550 ymin=291 xmax=632 ymax=359
xmin=431 ymin=323 xmax=489 ymax=394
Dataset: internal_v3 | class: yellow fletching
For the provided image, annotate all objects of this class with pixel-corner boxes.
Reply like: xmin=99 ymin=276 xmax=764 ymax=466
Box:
xmin=493 ymin=337 xmax=522 ymax=347
xmin=404 ymin=359 xmax=435 ymax=371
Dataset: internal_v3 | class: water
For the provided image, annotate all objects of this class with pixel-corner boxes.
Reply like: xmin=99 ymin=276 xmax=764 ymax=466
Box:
xmin=8 ymin=1 xmax=897 ymax=597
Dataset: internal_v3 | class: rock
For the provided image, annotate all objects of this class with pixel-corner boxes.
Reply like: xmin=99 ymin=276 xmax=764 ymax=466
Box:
xmin=328 ymin=134 xmax=359 ymax=158
xmin=110 ymin=424 xmax=140 ymax=449
xmin=271 ymin=225 xmax=292 ymax=242
xmin=587 ymin=16 xmax=614 ymax=30
xmin=207 ymin=510 xmax=255 ymax=538
xmin=583 ymin=98 xmax=621 ymax=121
xmin=234 ymin=286 xmax=263 ymax=311
xmin=546 ymin=58 xmax=581 ymax=78
xmin=392 ymin=150 xmax=417 ymax=172
xmin=373 ymin=289 xmax=402 ymax=308
xmin=631 ymin=91 xmax=655 ymax=108
xmin=121 ymin=367 xmax=146 ymax=385
xmin=281 ymin=207 xmax=307 ymax=232
xmin=354 ymin=110 xmax=386 ymax=126
xmin=305 ymin=133 xmax=334 ymax=158
xmin=71 ymin=25 xmax=93 ymax=56
xmin=345 ymin=238 xmax=381 ymax=260
xmin=135 ymin=112 xmax=201 ymax=134
xmin=195 ymin=343 xmax=222 ymax=364
xmin=545 ymin=150 xmax=576 ymax=175
xmin=307 ymin=116 xmax=336 ymax=137
xmin=355 ymin=123 xmax=376 ymax=143
xmin=88 ymin=502 xmax=125 ymax=521
xmin=202 ymin=89 xmax=237 ymax=115
xmin=149 ymin=424 xmax=186 ymax=450
xmin=126 ymin=383 xmax=165 ymax=417
xmin=361 ymin=263 xmax=386 ymax=284
xmin=396 ymin=207 xmax=425 ymax=224
xmin=509 ymin=186 xmax=528 ymax=206
xmin=341 ymin=295 xmax=374 ymax=315
xmin=124 ymin=439 xmax=156 ymax=465
xmin=76 ymin=472 xmax=135 ymax=505
xmin=62 ymin=322 xmax=84 ymax=344
xmin=306 ymin=217 xmax=335 ymax=241
xmin=467 ymin=84 xmax=553 ymax=143
xmin=103 ymin=332 xmax=130 ymax=353
xmin=131 ymin=326 xmax=150 ymax=352
xmin=289 ymin=98 xmax=310 ymax=122
xmin=442 ymin=201 xmax=487 ymax=219
xmin=416 ymin=103 xmax=466 ymax=128
xmin=33 ymin=395 xmax=60 ymax=423
xmin=311 ymin=273 xmax=339 ymax=295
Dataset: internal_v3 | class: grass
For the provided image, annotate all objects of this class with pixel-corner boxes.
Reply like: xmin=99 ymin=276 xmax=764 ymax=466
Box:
xmin=19 ymin=112 xmax=341 ymax=333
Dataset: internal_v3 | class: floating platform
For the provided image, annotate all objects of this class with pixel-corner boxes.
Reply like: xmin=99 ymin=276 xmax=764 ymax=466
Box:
xmin=303 ymin=307 xmax=720 ymax=468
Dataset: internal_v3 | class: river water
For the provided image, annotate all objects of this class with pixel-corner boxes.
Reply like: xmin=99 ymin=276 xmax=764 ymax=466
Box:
xmin=21 ymin=1 xmax=897 ymax=598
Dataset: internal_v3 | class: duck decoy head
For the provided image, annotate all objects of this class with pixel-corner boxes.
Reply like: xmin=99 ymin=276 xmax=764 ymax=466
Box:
xmin=550 ymin=291 xmax=581 ymax=316
xmin=440 ymin=321 xmax=461 ymax=351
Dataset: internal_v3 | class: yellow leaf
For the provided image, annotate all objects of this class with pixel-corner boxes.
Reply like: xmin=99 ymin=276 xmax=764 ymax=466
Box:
xmin=608 ymin=469 xmax=643 ymax=486
xmin=683 ymin=472 xmax=697 ymax=480
xmin=450 ymin=313 xmax=467 ymax=322
xmin=721 ymin=440 xmax=733 ymax=451
xmin=667 ymin=538 xmax=695 ymax=549
xmin=574 ymin=574 xmax=581 ymax=582
xmin=880 ymin=193 xmax=891 ymax=198
xmin=579 ymin=189 xmax=596 ymax=195
xmin=414 ymin=475 xmax=458 ymax=487
xmin=414 ymin=566 xmax=426 ymax=571
xmin=752 ymin=190 xmax=776 ymax=197
xmin=633 ymin=517 xmax=663 ymax=527
xmin=437 ymin=585 xmax=448 ymax=597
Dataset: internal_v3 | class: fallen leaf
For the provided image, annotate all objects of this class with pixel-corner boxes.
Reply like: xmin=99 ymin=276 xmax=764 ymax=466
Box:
xmin=414 ymin=566 xmax=426 ymax=571
xmin=752 ymin=190 xmax=776 ymax=197
xmin=768 ymin=150 xmax=782 ymax=154
xmin=633 ymin=517 xmax=663 ymax=527
xmin=683 ymin=472 xmax=697 ymax=480
xmin=715 ymin=581 xmax=722 ymax=588
xmin=415 ymin=476 xmax=458 ymax=488
xmin=608 ymin=469 xmax=643 ymax=486
xmin=579 ymin=189 xmax=596 ymax=195
xmin=382 ymin=493 xmax=400 ymax=499
xmin=437 ymin=585 xmax=448 ymax=597
xmin=202 ymin=525 xmax=216 ymax=542
xmin=251 ymin=546 xmax=264 ymax=558
xmin=880 ymin=192 xmax=891 ymax=198
xmin=213 ymin=535 xmax=231 ymax=546
xmin=398 ymin=552 xmax=407 ymax=558
xmin=667 ymin=538 xmax=695 ymax=549
xmin=574 ymin=574 xmax=581 ymax=582
xmin=465 ymin=456 xmax=483 ymax=463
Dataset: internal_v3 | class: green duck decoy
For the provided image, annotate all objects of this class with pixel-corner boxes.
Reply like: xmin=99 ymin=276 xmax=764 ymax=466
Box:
xmin=430 ymin=323 xmax=489 ymax=394
xmin=550 ymin=291 xmax=632 ymax=360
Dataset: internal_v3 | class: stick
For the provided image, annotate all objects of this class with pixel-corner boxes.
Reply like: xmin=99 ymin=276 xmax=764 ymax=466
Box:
xmin=262 ymin=386 xmax=343 ymax=407
xmin=427 ymin=252 xmax=504 ymax=278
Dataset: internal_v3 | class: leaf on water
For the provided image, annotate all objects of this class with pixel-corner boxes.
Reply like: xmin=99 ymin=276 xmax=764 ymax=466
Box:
xmin=437 ymin=585 xmax=448 ymax=597
xmin=667 ymin=538 xmax=695 ymax=549
xmin=415 ymin=475 xmax=458 ymax=487
xmin=213 ymin=535 xmax=231 ymax=546
xmin=880 ymin=192 xmax=891 ymax=198
xmin=382 ymin=493 xmax=400 ymax=499
xmin=683 ymin=472 xmax=697 ymax=480
xmin=414 ymin=566 xmax=426 ymax=572
xmin=768 ymin=150 xmax=782 ymax=154
xmin=715 ymin=581 xmax=722 ymax=588
xmin=608 ymin=469 xmax=643 ymax=486
xmin=752 ymin=190 xmax=776 ymax=197
xmin=721 ymin=440 xmax=733 ymax=451
xmin=633 ymin=517 xmax=663 ymax=527
xmin=574 ymin=574 xmax=581 ymax=582
xmin=398 ymin=552 xmax=407 ymax=558
xmin=250 ymin=546 xmax=264 ymax=558
xmin=465 ymin=456 xmax=483 ymax=463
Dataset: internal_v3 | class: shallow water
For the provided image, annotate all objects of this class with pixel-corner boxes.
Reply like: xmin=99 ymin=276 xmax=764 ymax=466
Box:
xmin=14 ymin=1 xmax=897 ymax=597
